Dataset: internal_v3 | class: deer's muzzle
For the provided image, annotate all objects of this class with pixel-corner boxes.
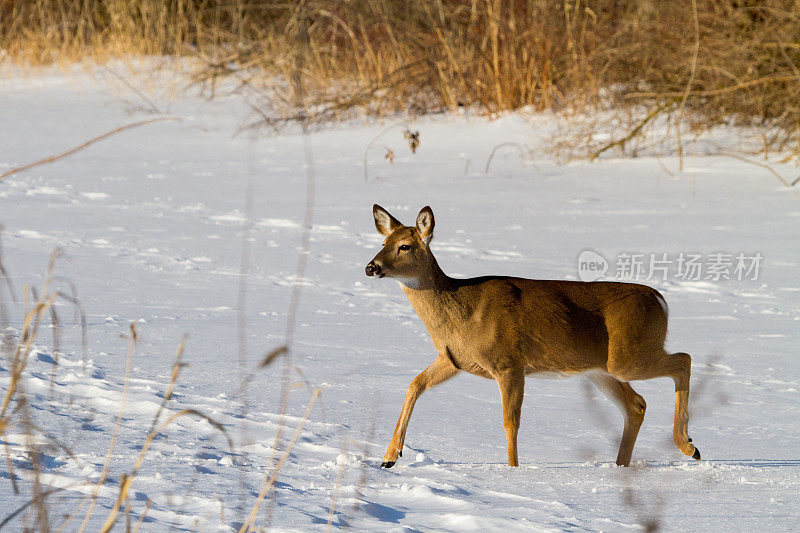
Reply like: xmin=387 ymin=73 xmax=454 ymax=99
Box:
xmin=365 ymin=262 xmax=382 ymax=277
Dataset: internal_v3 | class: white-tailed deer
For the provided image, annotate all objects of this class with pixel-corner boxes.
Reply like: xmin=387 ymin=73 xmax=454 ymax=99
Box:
xmin=365 ymin=204 xmax=700 ymax=468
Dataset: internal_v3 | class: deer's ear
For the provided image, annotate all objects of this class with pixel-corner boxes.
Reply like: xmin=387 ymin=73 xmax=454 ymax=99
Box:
xmin=373 ymin=204 xmax=403 ymax=236
xmin=416 ymin=206 xmax=434 ymax=244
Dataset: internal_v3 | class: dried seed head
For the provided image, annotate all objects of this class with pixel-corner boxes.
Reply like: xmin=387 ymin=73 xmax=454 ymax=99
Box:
xmin=403 ymin=129 xmax=420 ymax=153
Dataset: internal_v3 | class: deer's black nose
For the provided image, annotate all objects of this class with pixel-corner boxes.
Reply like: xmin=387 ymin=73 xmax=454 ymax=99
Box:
xmin=365 ymin=262 xmax=381 ymax=277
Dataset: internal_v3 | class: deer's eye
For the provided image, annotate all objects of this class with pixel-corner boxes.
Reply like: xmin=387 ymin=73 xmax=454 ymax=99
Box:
xmin=398 ymin=244 xmax=411 ymax=252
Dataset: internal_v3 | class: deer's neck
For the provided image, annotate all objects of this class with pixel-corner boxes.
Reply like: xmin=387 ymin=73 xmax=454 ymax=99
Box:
xmin=400 ymin=255 xmax=472 ymax=334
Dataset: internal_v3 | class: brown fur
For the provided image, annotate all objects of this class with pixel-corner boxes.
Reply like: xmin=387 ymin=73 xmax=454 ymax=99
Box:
xmin=367 ymin=205 xmax=699 ymax=467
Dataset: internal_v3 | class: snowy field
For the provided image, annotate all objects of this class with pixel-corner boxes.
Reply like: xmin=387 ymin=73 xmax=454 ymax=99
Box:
xmin=1 ymin=65 xmax=799 ymax=531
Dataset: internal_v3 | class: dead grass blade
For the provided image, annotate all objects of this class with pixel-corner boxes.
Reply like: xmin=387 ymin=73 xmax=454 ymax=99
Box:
xmin=131 ymin=499 xmax=151 ymax=533
xmin=145 ymin=335 xmax=187 ymax=437
xmin=237 ymin=387 xmax=322 ymax=533
xmin=99 ymin=408 xmax=233 ymax=533
xmin=0 ymin=487 xmax=64 ymax=530
xmin=78 ymin=323 xmax=138 ymax=532
xmin=0 ymin=226 xmax=17 ymax=303
xmin=326 ymin=442 xmax=347 ymax=532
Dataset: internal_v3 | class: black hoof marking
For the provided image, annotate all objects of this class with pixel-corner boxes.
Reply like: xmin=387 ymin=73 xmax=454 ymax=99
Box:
xmin=381 ymin=461 xmax=395 ymax=468
xmin=692 ymin=447 xmax=701 ymax=461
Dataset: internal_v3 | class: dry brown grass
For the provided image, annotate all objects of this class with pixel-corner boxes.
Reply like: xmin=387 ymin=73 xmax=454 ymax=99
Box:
xmin=0 ymin=256 xmax=239 ymax=530
xmin=1 ymin=1 xmax=799 ymax=155
xmin=0 ymin=226 xmax=320 ymax=532
xmin=0 ymin=48 xmax=323 ymax=526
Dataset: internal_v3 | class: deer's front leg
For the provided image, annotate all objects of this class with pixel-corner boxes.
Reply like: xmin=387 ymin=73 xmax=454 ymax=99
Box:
xmin=382 ymin=354 xmax=458 ymax=468
xmin=495 ymin=367 xmax=525 ymax=467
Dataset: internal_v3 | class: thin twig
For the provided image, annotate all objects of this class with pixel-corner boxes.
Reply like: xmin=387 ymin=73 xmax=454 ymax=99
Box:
xmin=239 ymin=14 xmax=320 ymax=529
xmin=260 ymin=69 xmax=319 ymax=533
xmin=235 ymin=176 xmax=254 ymax=517
xmin=590 ymin=99 xmax=680 ymax=161
xmin=625 ymin=74 xmax=800 ymax=99
xmin=102 ymin=66 xmax=163 ymax=114
xmin=675 ymin=0 xmax=700 ymax=173
xmin=716 ymin=152 xmax=798 ymax=192
xmin=484 ymin=142 xmax=532 ymax=174
xmin=0 ymin=118 xmax=181 ymax=181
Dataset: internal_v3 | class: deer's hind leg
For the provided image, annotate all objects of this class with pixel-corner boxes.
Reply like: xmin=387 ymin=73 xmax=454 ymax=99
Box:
xmin=588 ymin=372 xmax=646 ymax=466
xmin=604 ymin=298 xmax=699 ymax=461
xmin=668 ymin=352 xmax=699 ymax=460
xmin=607 ymin=346 xmax=699 ymax=461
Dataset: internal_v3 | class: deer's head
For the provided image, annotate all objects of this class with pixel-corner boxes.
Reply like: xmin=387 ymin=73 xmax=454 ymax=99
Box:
xmin=365 ymin=204 xmax=435 ymax=287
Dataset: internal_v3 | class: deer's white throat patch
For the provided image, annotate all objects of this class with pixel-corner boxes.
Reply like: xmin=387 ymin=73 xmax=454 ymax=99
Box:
xmin=396 ymin=277 xmax=420 ymax=289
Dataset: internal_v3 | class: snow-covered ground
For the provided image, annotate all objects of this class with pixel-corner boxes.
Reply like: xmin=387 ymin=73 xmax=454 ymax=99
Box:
xmin=1 ymin=65 xmax=798 ymax=531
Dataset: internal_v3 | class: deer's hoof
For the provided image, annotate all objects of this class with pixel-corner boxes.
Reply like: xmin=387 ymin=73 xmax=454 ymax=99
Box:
xmin=692 ymin=447 xmax=701 ymax=461
xmin=380 ymin=461 xmax=395 ymax=468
